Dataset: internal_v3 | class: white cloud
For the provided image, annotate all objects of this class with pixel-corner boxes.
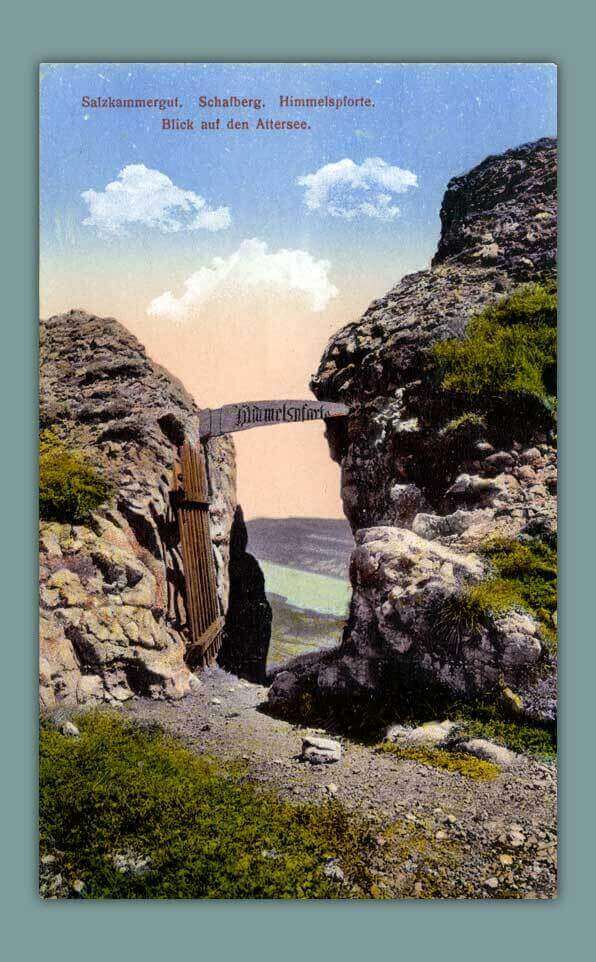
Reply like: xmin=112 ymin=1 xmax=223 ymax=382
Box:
xmin=297 ymin=157 xmax=417 ymax=220
xmin=147 ymin=238 xmax=338 ymax=323
xmin=82 ymin=164 xmax=231 ymax=234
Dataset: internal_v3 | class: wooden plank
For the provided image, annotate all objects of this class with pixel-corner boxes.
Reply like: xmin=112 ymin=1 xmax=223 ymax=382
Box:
xmin=199 ymin=399 xmax=349 ymax=439
xmin=184 ymin=443 xmax=213 ymax=633
xmin=176 ymin=441 xmax=223 ymax=667
xmin=190 ymin=615 xmax=225 ymax=654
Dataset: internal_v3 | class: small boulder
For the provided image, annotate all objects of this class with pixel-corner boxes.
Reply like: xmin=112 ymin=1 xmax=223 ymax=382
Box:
xmin=301 ymin=735 xmax=342 ymax=765
xmin=484 ymin=451 xmax=516 ymax=471
xmin=445 ymin=474 xmax=499 ymax=503
xmin=412 ymin=510 xmax=474 ymax=540
xmin=459 ymin=738 xmax=517 ymax=768
xmin=389 ymin=483 xmax=429 ymax=525
xmin=323 ymin=858 xmax=345 ymax=882
xmin=385 ymin=720 xmax=458 ymax=748
xmin=499 ymin=686 xmax=524 ymax=716
xmin=59 ymin=720 xmax=80 ymax=737
xmin=520 ymin=447 xmax=542 ymax=465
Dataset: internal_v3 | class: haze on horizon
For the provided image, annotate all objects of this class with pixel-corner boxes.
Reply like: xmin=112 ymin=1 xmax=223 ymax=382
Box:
xmin=40 ymin=63 xmax=556 ymax=519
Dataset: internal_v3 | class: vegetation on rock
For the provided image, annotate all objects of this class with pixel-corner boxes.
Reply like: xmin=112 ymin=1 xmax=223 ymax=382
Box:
xmin=376 ymin=743 xmax=500 ymax=780
xmin=40 ymin=712 xmax=377 ymax=899
xmin=480 ymin=536 xmax=557 ymax=646
xmin=387 ymin=686 xmax=556 ymax=760
xmin=458 ymin=710 xmax=555 ymax=760
xmin=39 ymin=430 xmax=112 ymax=524
xmin=432 ymin=282 xmax=557 ymax=420
xmin=436 ymin=536 xmax=557 ymax=650
xmin=442 ymin=412 xmax=487 ymax=435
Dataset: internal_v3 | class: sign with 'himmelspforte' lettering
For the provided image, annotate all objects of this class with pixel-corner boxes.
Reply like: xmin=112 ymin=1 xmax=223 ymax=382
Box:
xmin=198 ymin=400 xmax=349 ymax=439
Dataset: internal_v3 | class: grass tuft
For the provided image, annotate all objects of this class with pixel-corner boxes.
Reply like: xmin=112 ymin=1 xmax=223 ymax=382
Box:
xmin=435 ymin=536 xmax=557 ymax=651
xmin=432 ymin=282 xmax=557 ymax=409
xmin=442 ymin=412 xmax=487 ymax=434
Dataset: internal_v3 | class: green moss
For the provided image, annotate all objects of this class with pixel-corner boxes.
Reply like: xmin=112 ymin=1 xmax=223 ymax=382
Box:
xmin=39 ymin=712 xmax=377 ymax=899
xmin=379 ymin=683 xmax=557 ymax=761
xmin=376 ymin=743 xmax=500 ymax=780
xmin=40 ymin=430 xmax=112 ymax=524
xmin=459 ymin=713 xmax=555 ymax=759
xmin=442 ymin=412 xmax=487 ymax=434
xmin=432 ymin=283 xmax=556 ymax=408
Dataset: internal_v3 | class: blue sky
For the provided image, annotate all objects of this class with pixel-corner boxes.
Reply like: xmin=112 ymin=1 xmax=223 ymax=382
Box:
xmin=39 ymin=62 xmax=557 ymax=518
xmin=40 ymin=62 xmax=556 ymax=273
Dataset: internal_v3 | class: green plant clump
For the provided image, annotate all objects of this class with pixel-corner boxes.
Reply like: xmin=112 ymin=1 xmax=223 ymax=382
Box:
xmin=459 ymin=712 xmax=556 ymax=759
xmin=435 ymin=536 xmax=557 ymax=650
xmin=432 ymin=282 xmax=557 ymax=415
xmin=39 ymin=429 xmax=112 ymax=524
xmin=39 ymin=712 xmax=376 ymax=899
xmin=442 ymin=412 xmax=487 ymax=434
xmin=480 ymin=536 xmax=557 ymax=647
xmin=376 ymin=743 xmax=499 ymax=780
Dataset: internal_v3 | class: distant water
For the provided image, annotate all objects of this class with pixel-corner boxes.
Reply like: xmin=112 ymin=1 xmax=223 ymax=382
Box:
xmin=246 ymin=517 xmax=354 ymax=579
xmin=258 ymin=560 xmax=351 ymax=617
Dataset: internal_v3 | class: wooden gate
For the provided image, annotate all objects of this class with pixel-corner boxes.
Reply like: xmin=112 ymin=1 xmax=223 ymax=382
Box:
xmin=170 ymin=399 xmax=349 ymax=670
xmin=172 ymin=441 xmax=224 ymax=669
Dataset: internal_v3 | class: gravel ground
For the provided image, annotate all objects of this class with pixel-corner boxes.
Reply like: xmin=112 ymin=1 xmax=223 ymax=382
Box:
xmin=124 ymin=666 xmax=557 ymax=900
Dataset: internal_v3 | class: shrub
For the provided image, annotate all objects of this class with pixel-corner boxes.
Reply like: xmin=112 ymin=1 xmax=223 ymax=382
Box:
xmin=431 ymin=283 xmax=557 ymax=412
xmin=39 ymin=712 xmax=376 ymax=899
xmin=39 ymin=430 xmax=112 ymax=524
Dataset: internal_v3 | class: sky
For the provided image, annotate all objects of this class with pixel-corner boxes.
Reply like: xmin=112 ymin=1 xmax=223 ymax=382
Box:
xmin=39 ymin=63 xmax=557 ymax=518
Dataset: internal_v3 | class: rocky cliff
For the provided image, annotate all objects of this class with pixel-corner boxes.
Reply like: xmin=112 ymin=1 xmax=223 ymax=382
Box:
xmin=40 ymin=310 xmax=236 ymax=707
xmin=269 ymin=138 xmax=557 ymax=725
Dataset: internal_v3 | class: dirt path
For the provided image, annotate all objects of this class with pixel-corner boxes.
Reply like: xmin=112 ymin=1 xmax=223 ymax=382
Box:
xmin=125 ymin=666 xmax=557 ymax=899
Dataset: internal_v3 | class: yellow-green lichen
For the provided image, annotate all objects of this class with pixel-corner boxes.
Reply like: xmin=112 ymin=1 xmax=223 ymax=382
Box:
xmin=376 ymin=743 xmax=500 ymax=780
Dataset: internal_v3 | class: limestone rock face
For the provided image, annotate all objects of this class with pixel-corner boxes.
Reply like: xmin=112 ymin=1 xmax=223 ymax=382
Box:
xmin=40 ymin=310 xmax=236 ymax=707
xmin=269 ymin=138 xmax=557 ymax=723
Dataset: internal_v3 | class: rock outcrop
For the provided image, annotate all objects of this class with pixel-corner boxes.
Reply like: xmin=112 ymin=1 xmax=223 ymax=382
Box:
xmin=218 ymin=506 xmax=272 ymax=683
xmin=40 ymin=310 xmax=236 ymax=707
xmin=269 ymin=138 xmax=557 ymax=725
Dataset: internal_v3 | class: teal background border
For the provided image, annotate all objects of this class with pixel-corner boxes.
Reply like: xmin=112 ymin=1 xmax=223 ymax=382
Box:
xmin=2 ymin=0 xmax=593 ymax=957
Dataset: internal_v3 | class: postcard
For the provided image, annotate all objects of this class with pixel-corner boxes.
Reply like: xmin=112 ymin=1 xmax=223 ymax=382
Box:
xmin=39 ymin=62 xmax=557 ymax=899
